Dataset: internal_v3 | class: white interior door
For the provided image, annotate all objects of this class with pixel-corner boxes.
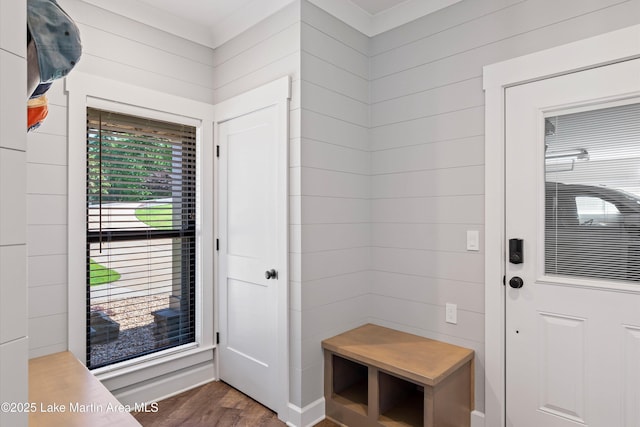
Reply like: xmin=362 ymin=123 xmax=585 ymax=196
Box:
xmin=505 ymin=58 xmax=640 ymax=427
xmin=218 ymin=104 xmax=284 ymax=413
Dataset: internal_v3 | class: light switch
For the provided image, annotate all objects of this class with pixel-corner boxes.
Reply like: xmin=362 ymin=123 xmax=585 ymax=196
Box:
xmin=466 ymin=230 xmax=479 ymax=251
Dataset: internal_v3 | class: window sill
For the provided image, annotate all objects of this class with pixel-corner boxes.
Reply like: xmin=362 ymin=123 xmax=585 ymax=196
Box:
xmin=93 ymin=344 xmax=216 ymax=392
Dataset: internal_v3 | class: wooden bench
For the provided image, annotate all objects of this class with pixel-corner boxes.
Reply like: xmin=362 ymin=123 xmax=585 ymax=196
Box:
xmin=29 ymin=351 xmax=141 ymax=427
xmin=322 ymin=324 xmax=474 ymax=427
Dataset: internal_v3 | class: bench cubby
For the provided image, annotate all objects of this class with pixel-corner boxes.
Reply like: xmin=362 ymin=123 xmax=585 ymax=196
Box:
xmin=322 ymin=324 xmax=474 ymax=427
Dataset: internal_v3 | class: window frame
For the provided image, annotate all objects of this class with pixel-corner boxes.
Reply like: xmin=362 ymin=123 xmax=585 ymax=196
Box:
xmin=67 ymin=73 xmax=215 ymax=383
xmin=85 ymin=107 xmax=198 ymax=369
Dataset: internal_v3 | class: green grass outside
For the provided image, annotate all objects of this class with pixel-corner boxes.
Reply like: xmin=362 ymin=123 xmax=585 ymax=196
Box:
xmin=89 ymin=259 xmax=121 ymax=286
xmin=135 ymin=203 xmax=173 ymax=230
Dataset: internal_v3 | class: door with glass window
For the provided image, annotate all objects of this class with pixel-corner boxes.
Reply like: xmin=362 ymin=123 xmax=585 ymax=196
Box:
xmin=505 ymin=58 xmax=640 ymax=426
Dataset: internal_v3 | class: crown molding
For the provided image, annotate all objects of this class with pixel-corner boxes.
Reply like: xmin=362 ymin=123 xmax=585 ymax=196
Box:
xmin=308 ymin=0 xmax=463 ymax=37
xmin=75 ymin=0 xmax=462 ymax=48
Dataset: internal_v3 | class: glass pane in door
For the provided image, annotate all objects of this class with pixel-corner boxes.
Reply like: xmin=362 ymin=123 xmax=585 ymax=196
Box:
xmin=545 ymin=101 xmax=640 ymax=282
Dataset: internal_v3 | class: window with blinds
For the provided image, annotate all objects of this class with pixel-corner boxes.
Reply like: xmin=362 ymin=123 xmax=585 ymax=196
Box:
xmin=86 ymin=107 xmax=197 ymax=369
xmin=545 ymin=101 xmax=640 ymax=283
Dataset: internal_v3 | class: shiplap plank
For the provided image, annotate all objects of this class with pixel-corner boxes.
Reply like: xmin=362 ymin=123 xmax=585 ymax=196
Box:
xmin=0 ymin=150 xmax=26 ymax=246
xmin=26 ymin=225 xmax=67 ymax=256
xmin=302 ymin=139 xmax=369 ymax=175
xmin=27 ymin=133 xmax=68 ymax=166
xmin=371 ymin=195 xmax=484 ymax=224
xmin=372 ymin=136 xmax=483 ymax=174
xmin=368 ymin=294 xmax=484 ymax=343
xmin=371 ymin=165 xmax=484 ymax=198
xmin=371 ymin=246 xmax=483 ymax=283
xmin=301 ymin=109 xmax=368 ymax=151
xmin=61 ymin=0 xmax=215 ymax=66
xmin=74 ymin=54 xmax=215 ymax=104
xmin=301 ymin=247 xmax=369 ymax=281
xmin=372 ymin=223 xmax=482 ymax=253
xmin=28 ymin=314 xmax=67 ymax=351
xmin=213 ymin=22 xmax=299 ymax=90
xmin=372 ymin=271 xmax=484 ymax=313
xmin=302 ymin=167 xmax=370 ymax=199
xmin=301 ymin=23 xmax=368 ymax=79
xmin=26 ymin=164 xmax=66 ymax=196
xmin=372 ymin=0 xmax=640 ymax=103
xmin=371 ymin=0 xmax=628 ymax=79
xmin=301 ymin=271 xmax=370 ymax=310
xmin=0 ymin=245 xmax=27 ymax=343
xmin=301 ymin=196 xmax=370 ymax=224
xmin=302 ymin=81 xmax=369 ymax=127
xmin=301 ymin=223 xmax=369 ymax=252
xmin=371 ymin=77 xmax=484 ymax=127
xmin=302 ymin=0 xmax=369 ymax=55
xmin=28 ymin=284 xmax=67 ymax=318
xmin=213 ymin=1 xmax=300 ymax=67
xmin=213 ymin=51 xmax=300 ymax=103
xmin=371 ymin=106 xmax=484 ymax=151
xmin=0 ymin=0 xmax=26 ymax=57
xmin=27 ymin=195 xmax=67 ymax=226
xmin=0 ymin=51 xmax=26 ymax=151
xmin=28 ymin=255 xmax=67 ymax=288
xmin=370 ymin=0 xmax=523 ymax=55
xmin=301 ymin=51 xmax=368 ymax=103
xmin=78 ymin=23 xmax=213 ymax=88
xmin=301 ymin=294 xmax=370 ymax=339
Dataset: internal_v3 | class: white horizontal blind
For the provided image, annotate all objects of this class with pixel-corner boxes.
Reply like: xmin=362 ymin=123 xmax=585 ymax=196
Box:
xmin=86 ymin=108 xmax=197 ymax=369
xmin=545 ymin=101 xmax=640 ymax=283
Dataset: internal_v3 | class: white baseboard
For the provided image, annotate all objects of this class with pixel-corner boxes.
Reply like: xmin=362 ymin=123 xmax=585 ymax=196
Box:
xmin=471 ymin=410 xmax=485 ymax=427
xmin=286 ymin=397 xmax=325 ymax=427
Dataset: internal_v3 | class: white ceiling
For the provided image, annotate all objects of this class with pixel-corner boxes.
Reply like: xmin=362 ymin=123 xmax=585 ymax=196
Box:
xmin=350 ymin=0 xmax=410 ymax=15
xmin=79 ymin=0 xmax=461 ymax=48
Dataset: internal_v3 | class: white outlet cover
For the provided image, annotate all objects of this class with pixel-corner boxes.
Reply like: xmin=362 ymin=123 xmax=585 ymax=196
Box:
xmin=446 ymin=303 xmax=457 ymax=324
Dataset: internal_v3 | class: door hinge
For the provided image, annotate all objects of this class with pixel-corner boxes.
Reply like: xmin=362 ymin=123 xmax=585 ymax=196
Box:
xmin=503 ymin=275 xmax=506 ymax=286
xmin=216 ymin=145 xmax=220 ymax=157
xmin=216 ymin=239 xmax=219 ymax=251
xmin=216 ymin=332 xmax=220 ymax=344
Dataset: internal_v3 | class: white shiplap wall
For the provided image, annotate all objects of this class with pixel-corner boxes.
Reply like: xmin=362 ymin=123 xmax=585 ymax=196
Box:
xmin=26 ymin=0 xmax=216 ymax=358
xmin=210 ymin=0 xmax=304 ymax=409
xmin=18 ymin=0 xmax=640 ymax=420
xmin=369 ymin=0 xmax=640 ymax=413
xmin=26 ymin=82 xmax=69 ymax=359
xmin=0 ymin=1 xmax=28 ymax=426
xmin=296 ymin=1 xmax=370 ymax=408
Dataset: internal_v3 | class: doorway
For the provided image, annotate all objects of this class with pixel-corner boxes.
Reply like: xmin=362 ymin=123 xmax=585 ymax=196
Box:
xmin=484 ymin=25 xmax=640 ymax=427
xmin=505 ymin=59 xmax=640 ymax=426
xmin=215 ymin=77 xmax=290 ymax=419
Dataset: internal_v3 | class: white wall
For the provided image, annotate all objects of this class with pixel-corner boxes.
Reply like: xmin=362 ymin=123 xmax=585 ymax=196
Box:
xmin=209 ymin=0 xmax=305 ymax=413
xmin=25 ymin=0 xmax=216 ymax=358
xmin=369 ymin=0 xmax=640 ymax=413
xmin=24 ymin=0 xmax=216 ymax=403
xmin=0 ymin=0 xmax=28 ymax=425
xmin=17 ymin=0 xmax=640 ymax=422
xmin=297 ymin=0 xmax=370 ymax=409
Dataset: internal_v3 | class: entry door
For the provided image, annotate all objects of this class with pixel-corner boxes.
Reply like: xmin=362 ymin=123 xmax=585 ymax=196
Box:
xmin=505 ymin=58 xmax=640 ymax=426
xmin=218 ymin=105 xmax=283 ymax=412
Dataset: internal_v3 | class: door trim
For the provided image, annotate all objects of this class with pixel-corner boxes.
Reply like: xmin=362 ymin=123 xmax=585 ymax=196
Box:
xmin=213 ymin=76 xmax=291 ymax=420
xmin=482 ymin=25 xmax=640 ymax=427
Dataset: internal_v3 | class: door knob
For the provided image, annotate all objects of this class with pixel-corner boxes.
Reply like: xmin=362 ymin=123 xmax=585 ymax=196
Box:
xmin=265 ymin=269 xmax=278 ymax=280
xmin=509 ymin=276 xmax=524 ymax=289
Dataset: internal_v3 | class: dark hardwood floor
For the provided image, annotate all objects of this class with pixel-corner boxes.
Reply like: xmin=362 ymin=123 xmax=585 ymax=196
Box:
xmin=133 ymin=381 xmax=339 ymax=427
